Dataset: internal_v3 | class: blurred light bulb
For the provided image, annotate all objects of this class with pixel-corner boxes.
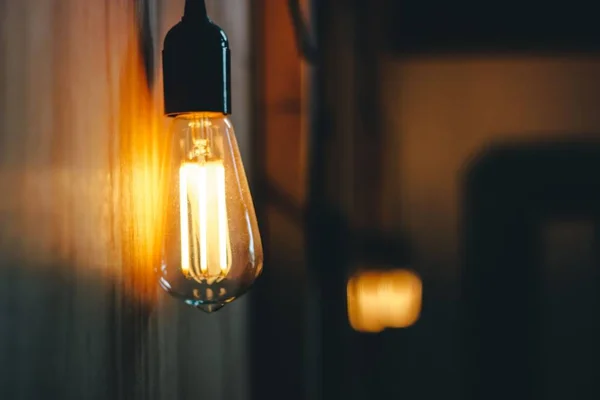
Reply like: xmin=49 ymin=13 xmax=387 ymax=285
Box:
xmin=159 ymin=112 xmax=263 ymax=312
xmin=347 ymin=269 xmax=422 ymax=332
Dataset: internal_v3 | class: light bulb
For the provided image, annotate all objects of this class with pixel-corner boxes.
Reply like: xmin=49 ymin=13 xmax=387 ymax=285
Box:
xmin=347 ymin=269 xmax=422 ymax=332
xmin=158 ymin=112 xmax=263 ymax=312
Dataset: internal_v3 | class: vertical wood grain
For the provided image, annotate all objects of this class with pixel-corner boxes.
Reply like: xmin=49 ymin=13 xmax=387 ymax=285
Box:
xmin=0 ymin=1 xmax=252 ymax=399
xmin=0 ymin=1 xmax=133 ymax=398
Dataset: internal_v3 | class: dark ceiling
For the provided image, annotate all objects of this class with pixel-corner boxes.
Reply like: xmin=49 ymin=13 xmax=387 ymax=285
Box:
xmin=385 ymin=0 xmax=600 ymax=55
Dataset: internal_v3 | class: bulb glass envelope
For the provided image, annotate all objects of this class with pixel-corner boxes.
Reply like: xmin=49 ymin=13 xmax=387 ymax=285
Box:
xmin=159 ymin=113 xmax=263 ymax=313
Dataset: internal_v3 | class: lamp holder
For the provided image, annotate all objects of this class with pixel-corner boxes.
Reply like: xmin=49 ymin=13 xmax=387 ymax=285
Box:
xmin=162 ymin=0 xmax=232 ymax=116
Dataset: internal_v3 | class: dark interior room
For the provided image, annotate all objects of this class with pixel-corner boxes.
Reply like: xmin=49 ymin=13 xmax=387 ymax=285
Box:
xmin=2 ymin=0 xmax=600 ymax=399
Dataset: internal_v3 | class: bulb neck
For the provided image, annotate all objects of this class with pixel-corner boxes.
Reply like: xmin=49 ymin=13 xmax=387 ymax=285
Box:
xmin=183 ymin=0 xmax=207 ymax=21
xmin=174 ymin=112 xmax=227 ymax=120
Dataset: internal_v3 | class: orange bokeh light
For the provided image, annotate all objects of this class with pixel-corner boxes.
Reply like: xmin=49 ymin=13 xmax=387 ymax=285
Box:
xmin=347 ymin=269 xmax=422 ymax=333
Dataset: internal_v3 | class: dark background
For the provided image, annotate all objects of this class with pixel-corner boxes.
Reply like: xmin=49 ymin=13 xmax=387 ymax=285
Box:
xmin=252 ymin=1 xmax=600 ymax=400
xmin=3 ymin=0 xmax=600 ymax=399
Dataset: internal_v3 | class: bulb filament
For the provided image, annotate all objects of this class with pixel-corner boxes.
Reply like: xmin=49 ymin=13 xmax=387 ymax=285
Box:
xmin=179 ymin=117 xmax=232 ymax=283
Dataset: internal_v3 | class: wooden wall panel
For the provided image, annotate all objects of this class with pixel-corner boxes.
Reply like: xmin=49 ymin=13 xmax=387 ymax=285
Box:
xmin=0 ymin=1 xmax=252 ymax=399
xmin=261 ymin=0 xmax=307 ymax=206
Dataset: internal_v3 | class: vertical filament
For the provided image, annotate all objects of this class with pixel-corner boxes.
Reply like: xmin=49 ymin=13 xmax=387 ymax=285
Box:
xmin=217 ymin=164 xmax=227 ymax=272
xmin=180 ymin=166 xmax=190 ymax=276
xmin=179 ymin=161 xmax=232 ymax=282
xmin=198 ymin=165 xmax=208 ymax=272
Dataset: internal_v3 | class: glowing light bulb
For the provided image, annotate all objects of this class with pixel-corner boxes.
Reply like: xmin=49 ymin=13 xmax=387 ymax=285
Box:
xmin=159 ymin=112 xmax=263 ymax=312
xmin=347 ymin=269 xmax=422 ymax=332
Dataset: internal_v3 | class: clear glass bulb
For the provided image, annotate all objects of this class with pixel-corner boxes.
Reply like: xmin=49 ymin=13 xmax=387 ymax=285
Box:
xmin=159 ymin=112 xmax=263 ymax=312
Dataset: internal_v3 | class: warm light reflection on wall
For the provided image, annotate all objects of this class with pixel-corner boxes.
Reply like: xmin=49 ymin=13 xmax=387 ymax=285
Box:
xmin=116 ymin=22 xmax=171 ymax=304
xmin=347 ymin=269 xmax=422 ymax=333
xmin=0 ymin=3 xmax=168 ymax=299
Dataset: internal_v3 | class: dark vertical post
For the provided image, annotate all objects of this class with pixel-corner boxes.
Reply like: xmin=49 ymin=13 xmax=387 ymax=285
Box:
xmin=304 ymin=0 xmax=324 ymax=399
xmin=305 ymin=0 xmax=351 ymax=399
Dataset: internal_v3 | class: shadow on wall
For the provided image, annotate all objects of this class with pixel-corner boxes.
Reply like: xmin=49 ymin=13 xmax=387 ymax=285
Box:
xmin=0 ymin=256 xmax=149 ymax=399
xmin=462 ymin=136 xmax=600 ymax=400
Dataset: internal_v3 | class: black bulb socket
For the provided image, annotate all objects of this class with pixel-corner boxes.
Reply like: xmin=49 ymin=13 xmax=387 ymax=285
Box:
xmin=162 ymin=0 xmax=231 ymax=116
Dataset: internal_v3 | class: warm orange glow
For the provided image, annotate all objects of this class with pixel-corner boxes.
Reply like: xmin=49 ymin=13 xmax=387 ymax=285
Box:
xmin=116 ymin=18 xmax=171 ymax=304
xmin=179 ymin=161 xmax=231 ymax=281
xmin=347 ymin=269 xmax=422 ymax=333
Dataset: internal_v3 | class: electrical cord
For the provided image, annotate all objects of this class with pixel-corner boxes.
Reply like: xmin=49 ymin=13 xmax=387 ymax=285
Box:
xmin=287 ymin=0 xmax=318 ymax=64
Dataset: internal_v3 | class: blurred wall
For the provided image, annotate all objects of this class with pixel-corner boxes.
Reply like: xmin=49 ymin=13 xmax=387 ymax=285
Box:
xmin=0 ymin=1 xmax=252 ymax=399
xmin=252 ymin=0 xmax=600 ymax=396
xmin=377 ymin=57 xmax=600 ymax=399
xmin=234 ymin=0 xmax=600 ymax=397
xmin=249 ymin=1 xmax=310 ymax=399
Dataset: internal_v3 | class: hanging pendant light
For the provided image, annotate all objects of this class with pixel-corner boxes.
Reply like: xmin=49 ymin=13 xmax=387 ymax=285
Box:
xmin=346 ymin=233 xmax=422 ymax=332
xmin=158 ymin=0 xmax=263 ymax=313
